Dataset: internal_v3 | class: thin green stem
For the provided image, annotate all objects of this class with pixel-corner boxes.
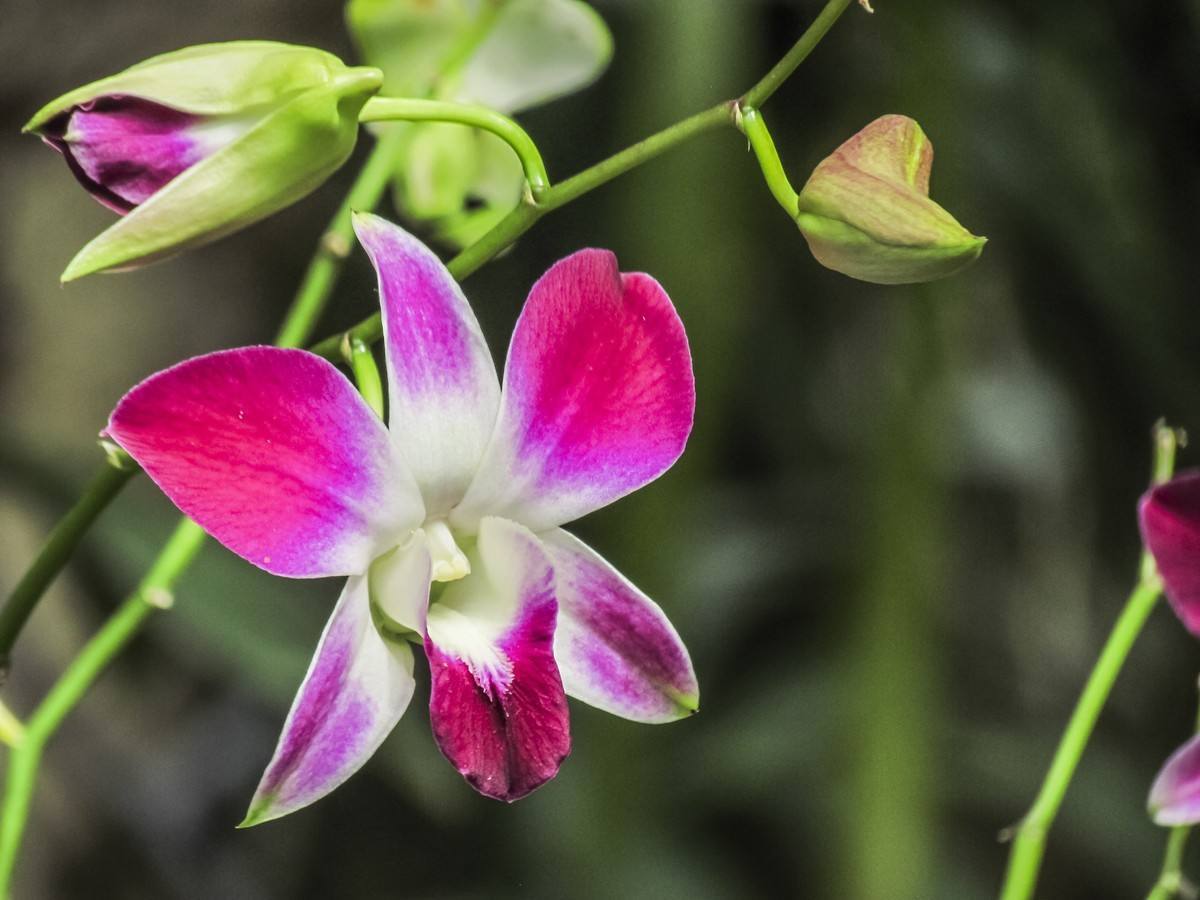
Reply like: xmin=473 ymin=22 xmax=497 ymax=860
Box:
xmin=0 ymin=519 xmax=206 ymax=896
xmin=346 ymin=338 xmax=385 ymax=420
xmin=1148 ymin=813 xmax=1199 ymax=900
xmin=741 ymin=0 xmax=853 ymax=108
xmin=998 ymin=423 xmax=1180 ymax=900
xmin=359 ymin=98 xmax=550 ymax=198
xmin=0 ymin=456 xmax=138 ymax=675
xmin=542 ymin=105 xmax=733 ymax=211
xmin=999 ymin=577 xmax=1163 ymax=900
xmin=738 ymin=106 xmax=800 ymax=217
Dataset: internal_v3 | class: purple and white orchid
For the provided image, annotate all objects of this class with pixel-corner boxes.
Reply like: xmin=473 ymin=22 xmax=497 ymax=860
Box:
xmin=104 ymin=213 xmax=698 ymax=823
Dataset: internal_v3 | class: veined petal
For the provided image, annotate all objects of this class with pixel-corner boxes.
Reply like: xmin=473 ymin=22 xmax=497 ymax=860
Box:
xmin=353 ymin=213 xmax=500 ymax=516
xmin=241 ymin=575 xmax=421 ymax=826
xmin=1149 ymin=733 xmax=1200 ymax=826
xmin=108 ymin=347 xmax=422 ymax=578
xmin=425 ymin=517 xmax=570 ymax=801
xmin=542 ymin=529 xmax=698 ymax=722
xmin=1139 ymin=472 xmax=1200 ymax=636
xmin=452 ymin=249 xmax=694 ymax=533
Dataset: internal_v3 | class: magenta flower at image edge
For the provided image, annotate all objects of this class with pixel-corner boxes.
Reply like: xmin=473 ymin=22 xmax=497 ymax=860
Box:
xmin=1139 ymin=471 xmax=1200 ymax=825
xmin=103 ymin=213 xmax=699 ymax=823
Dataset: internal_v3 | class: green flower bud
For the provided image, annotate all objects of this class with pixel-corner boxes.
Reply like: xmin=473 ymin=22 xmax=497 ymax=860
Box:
xmin=794 ymin=115 xmax=985 ymax=285
xmin=24 ymin=42 xmax=383 ymax=280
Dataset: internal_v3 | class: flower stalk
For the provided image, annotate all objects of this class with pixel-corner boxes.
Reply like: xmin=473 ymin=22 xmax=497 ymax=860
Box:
xmin=345 ymin=337 xmax=385 ymax=420
xmin=357 ymin=97 xmax=550 ymax=199
xmin=998 ymin=422 xmax=1183 ymax=900
xmin=738 ymin=105 xmax=799 ymax=217
xmin=0 ymin=454 xmax=138 ymax=676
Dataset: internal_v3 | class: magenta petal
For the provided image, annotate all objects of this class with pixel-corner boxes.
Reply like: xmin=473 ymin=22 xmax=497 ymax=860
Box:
xmin=453 ymin=249 xmax=694 ymax=533
xmin=242 ymin=575 xmax=422 ymax=826
xmin=1149 ymin=733 xmax=1200 ymax=825
xmin=43 ymin=96 xmax=221 ymax=213
xmin=543 ymin=529 xmax=698 ymax=722
xmin=1139 ymin=472 xmax=1200 ymax=636
xmin=354 ymin=214 xmax=500 ymax=515
xmin=108 ymin=347 xmax=422 ymax=578
xmin=425 ymin=518 xmax=570 ymax=801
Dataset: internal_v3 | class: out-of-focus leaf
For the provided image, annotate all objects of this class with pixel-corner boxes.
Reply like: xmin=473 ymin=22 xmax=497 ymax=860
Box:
xmin=457 ymin=0 xmax=612 ymax=114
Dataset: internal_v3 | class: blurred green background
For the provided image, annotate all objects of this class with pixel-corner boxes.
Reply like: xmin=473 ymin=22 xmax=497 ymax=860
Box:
xmin=2 ymin=1 xmax=1199 ymax=897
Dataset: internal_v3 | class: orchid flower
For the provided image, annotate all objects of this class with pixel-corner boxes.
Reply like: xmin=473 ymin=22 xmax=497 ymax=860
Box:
xmin=104 ymin=214 xmax=698 ymax=823
xmin=1139 ymin=471 xmax=1200 ymax=824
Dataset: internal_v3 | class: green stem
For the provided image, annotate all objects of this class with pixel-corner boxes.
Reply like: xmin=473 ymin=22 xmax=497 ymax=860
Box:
xmin=741 ymin=0 xmax=852 ymax=108
xmin=998 ymin=423 xmax=1180 ymax=900
xmin=999 ymin=577 xmax=1163 ymax=900
xmin=345 ymin=338 xmax=385 ymax=420
xmin=1148 ymin=820 xmax=1198 ymax=900
xmin=738 ymin=106 xmax=800 ymax=217
xmin=0 ymin=519 xmax=206 ymax=896
xmin=359 ymin=98 xmax=550 ymax=199
xmin=0 ymin=457 xmax=138 ymax=675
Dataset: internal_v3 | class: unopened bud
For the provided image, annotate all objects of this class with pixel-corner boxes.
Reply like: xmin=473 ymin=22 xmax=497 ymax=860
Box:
xmin=795 ymin=115 xmax=984 ymax=284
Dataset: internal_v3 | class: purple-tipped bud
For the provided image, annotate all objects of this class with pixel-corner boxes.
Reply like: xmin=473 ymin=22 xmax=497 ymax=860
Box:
xmin=1139 ymin=471 xmax=1200 ymax=635
xmin=1149 ymin=733 xmax=1200 ymax=825
xmin=41 ymin=96 xmax=238 ymax=214
xmin=25 ymin=41 xmax=382 ymax=279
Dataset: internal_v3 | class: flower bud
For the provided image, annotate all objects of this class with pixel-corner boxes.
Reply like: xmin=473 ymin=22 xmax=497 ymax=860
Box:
xmin=795 ymin=115 xmax=985 ymax=285
xmin=25 ymin=41 xmax=383 ymax=280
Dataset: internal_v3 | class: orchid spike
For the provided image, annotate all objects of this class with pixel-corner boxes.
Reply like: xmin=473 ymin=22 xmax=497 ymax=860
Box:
xmin=105 ymin=215 xmax=699 ymax=821
xmin=25 ymin=42 xmax=382 ymax=280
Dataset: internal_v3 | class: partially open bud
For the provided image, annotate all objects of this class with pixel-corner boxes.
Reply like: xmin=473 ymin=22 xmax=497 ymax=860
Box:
xmin=25 ymin=42 xmax=383 ymax=280
xmin=795 ymin=115 xmax=985 ymax=285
